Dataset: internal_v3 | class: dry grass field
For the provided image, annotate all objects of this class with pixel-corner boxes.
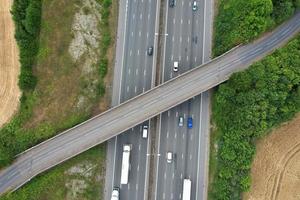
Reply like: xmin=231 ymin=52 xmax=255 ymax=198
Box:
xmin=244 ymin=114 xmax=300 ymax=200
xmin=0 ymin=0 xmax=21 ymax=127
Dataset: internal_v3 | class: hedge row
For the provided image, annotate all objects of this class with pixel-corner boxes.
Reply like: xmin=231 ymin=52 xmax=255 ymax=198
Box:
xmin=211 ymin=35 xmax=300 ymax=199
xmin=214 ymin=0 xmax=299 ymax=56
xmin=11 ymin=0 xmax=42 ymax=90
xmin=0 ymin=0 xmax=42 ymax=166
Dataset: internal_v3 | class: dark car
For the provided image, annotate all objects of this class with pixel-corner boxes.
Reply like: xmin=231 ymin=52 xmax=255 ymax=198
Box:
xmin=169 ymin=0 xmax=175 ymax=7
xmin=147 ymin=46 xmax=153 ymax=56
xmin=187 ymin=117 xmax=193 ymax=129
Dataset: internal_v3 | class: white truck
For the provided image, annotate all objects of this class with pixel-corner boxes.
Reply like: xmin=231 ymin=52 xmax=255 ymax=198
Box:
xmin=182 ymin=179 xmax=191 ymax=200
xmin=120 ymin=144 xmax=131 ymax=184
xmin=111 ymin=187 xmax=119 ymax=200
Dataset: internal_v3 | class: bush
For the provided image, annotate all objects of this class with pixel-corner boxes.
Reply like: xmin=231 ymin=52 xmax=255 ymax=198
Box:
xmin=211 ymin=35 xmax=300 ymax=199
xmin=11 ymin=0 xmax=42 ymax=91
xmin=214 ymin=0 xmax=298 ymax=56
xmin=99 ymin=58 xmax=108 ymax=78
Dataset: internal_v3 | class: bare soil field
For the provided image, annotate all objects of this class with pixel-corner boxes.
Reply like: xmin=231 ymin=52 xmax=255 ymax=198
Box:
xmin=244 ymin=114 xmax=300 ymax=200
xmin=0 ymin=0 xmax=21 ymax=127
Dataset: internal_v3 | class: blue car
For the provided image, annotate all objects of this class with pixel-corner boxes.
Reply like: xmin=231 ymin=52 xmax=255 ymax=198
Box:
xmin=187 ymin=117 xmax=193 ymax=129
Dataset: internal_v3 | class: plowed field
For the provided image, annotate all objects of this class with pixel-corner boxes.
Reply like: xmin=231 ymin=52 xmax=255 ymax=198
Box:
xmin=0 ymin=0 xmax=20 ymax=127
xmin=244 ymin=114 xmax=300 ymax=200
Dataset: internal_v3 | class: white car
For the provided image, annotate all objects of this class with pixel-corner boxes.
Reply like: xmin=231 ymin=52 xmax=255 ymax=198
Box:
xmin=192 ymin=1 xmax=198 ymax=11
xmin=173 ymin=61 xmax=179 ymax=72
xmin=167 ymin=152 xmax=173 ymax=163
xmin=178 ymin=116 xmax=184 ymax=127
xmin=142 ymin=125 xmax=148 ymax=138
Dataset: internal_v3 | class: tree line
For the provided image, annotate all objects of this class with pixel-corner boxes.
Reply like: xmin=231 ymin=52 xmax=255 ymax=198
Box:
xmin=11 ymin=0 xmax=42 ymax=90
xmin=211 ymin=35 xmax=300 ymax=199
xmin=214 ymin=0 xmax=300 ymax=56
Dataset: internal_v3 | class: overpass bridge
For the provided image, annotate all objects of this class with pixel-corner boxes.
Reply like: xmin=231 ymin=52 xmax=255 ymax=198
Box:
xmin=0 ymin=12 xmax=300 ymax=195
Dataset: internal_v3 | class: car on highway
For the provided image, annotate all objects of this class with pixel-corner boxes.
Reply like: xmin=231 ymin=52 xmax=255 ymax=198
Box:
xmin=187 ymin=117 xmax=193 ymax=129
xmin=192 ymin=1 xmax=198 ymax=11
xmin=111 ymin=187 xmax=120 ymax=200
xmin=142 ymin=125 xmax=148 ymax=138
xmin=178 ymin=116 xmax=184 ymax=127
xmin=173 ymin=61 xmax=179 ymax=72
xmin=169 ymin=0 xmax=175 ymax=7
xmin=166 ymin=152 xmax=173 ymax=163
xmin=147 ymin=46 xmax=153 ymax=56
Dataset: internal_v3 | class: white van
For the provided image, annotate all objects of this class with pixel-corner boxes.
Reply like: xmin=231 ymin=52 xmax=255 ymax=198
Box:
xmin=111 ymin=187 xmax=119 ymax=200
xmin=142 ymin=125 xmax=148 ymax=138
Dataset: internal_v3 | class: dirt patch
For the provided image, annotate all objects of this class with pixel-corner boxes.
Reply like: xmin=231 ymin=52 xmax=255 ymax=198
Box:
xmin=244 ymin=114 xmax=300 ymax=200
xmin=0 ymin=0 xmax=21 ymax=127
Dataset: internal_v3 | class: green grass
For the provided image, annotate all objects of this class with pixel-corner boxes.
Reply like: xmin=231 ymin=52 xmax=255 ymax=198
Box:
xmin=0 ymin=0 xmax=117 ymax=198
xmin=0 ymin=145 xmax=106 ymax=200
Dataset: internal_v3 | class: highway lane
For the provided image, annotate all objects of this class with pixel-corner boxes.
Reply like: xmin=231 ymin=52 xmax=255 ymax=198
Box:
xmin=0 ymin=13 xmax=299 ymax=195
xmin=105 ymin=0 xmax=158 ymax=200
xmin=155 ymin=0 xmax=211 ymax=199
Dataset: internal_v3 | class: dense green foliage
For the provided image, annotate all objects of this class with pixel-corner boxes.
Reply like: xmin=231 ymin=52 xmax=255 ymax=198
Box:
xmin=211 ymin=36 xmax=300 ymax=199
xmin=214 ymin=0 xmax=299 ymax=56
xmin=11 ymin=0 xmax=41 ymax=90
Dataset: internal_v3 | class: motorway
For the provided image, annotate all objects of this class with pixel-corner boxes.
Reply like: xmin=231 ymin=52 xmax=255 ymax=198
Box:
xmin=0 ymin=12 xmax=299 ymax=195
xmin=155 ymin=0 xmax=213 ymax=200
xmin=104 ymin=0 xmax=159 ymax=199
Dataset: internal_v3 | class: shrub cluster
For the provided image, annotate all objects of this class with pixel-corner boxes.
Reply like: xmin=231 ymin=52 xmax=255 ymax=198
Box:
xmin=211 ymin=36 xmax=300 ymax=199
xmin=214 ymin=0 xmax=299 ymax=56
xmin=11 ymin=0 xmax=42 ymax=90
xmin=97 ymin=0 xmax=112 ymax=97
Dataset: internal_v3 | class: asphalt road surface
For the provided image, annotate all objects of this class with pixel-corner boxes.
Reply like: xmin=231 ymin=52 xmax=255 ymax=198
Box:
xmin=105 ymin=0 xmax=159 ymax=199
xmin=0 ymin=12 xmax=299 ymax=195
xmin=105 ymin=0 xmax=159 ymax=200
xmin=155 ymin=0 xmax=213 ymax=199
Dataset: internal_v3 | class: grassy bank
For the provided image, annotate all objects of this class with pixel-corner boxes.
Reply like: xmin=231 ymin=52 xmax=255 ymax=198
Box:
xmin=209 ymin=35 xmax=300 ymax=199
xmin=213 ymin=0 xmax=300 ymax=56
xmin=1 ymin=146 xmax=106 ymax=200
xmin=0 ymin=0 xmax=117 ymax=198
